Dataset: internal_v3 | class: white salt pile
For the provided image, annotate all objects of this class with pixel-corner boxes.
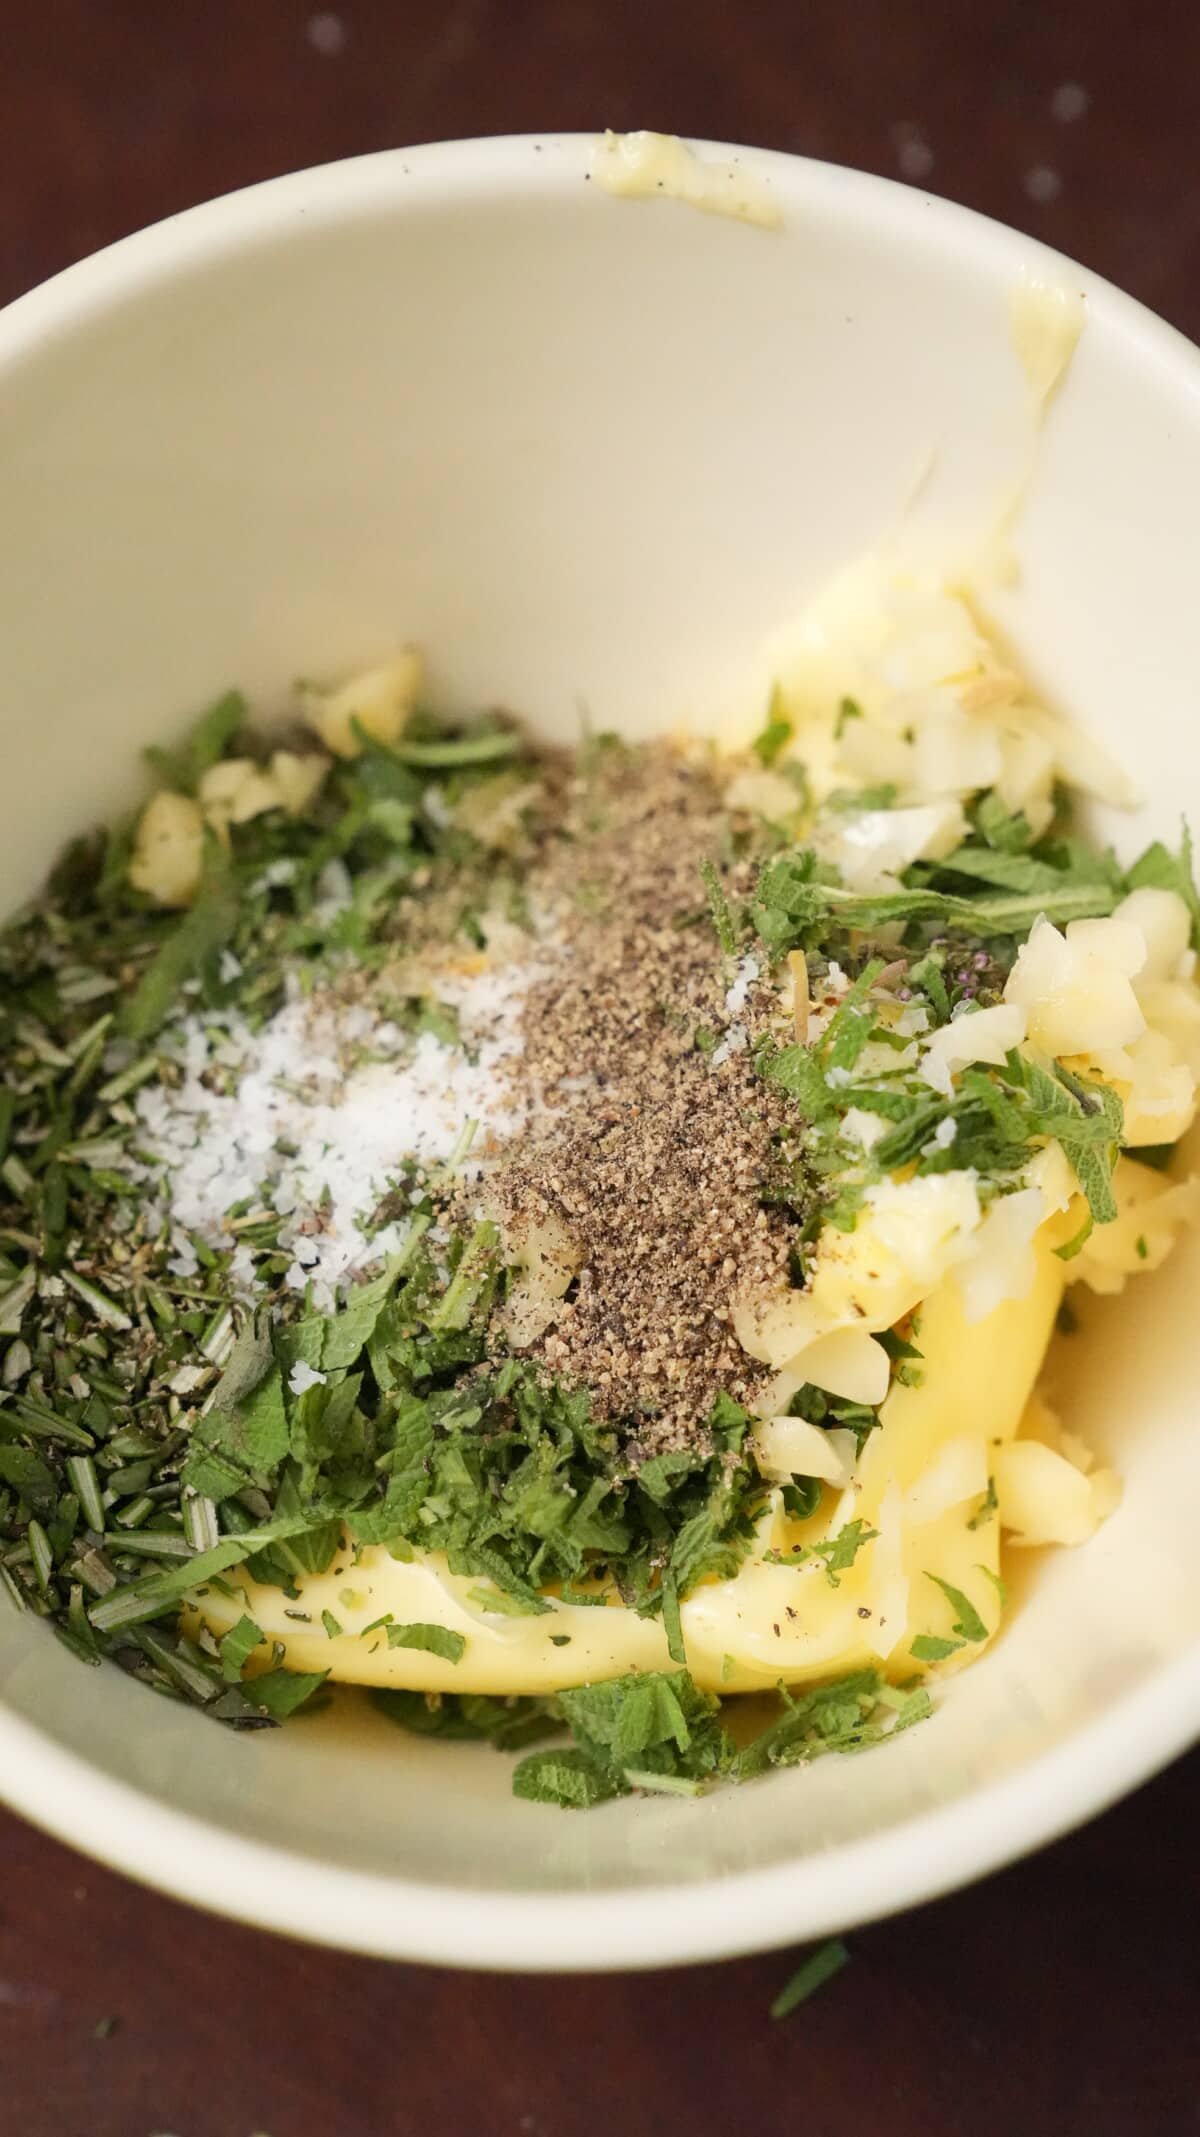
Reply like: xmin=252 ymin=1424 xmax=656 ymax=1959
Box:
xmin=134 ymin=957 xmax=535 ymax=1307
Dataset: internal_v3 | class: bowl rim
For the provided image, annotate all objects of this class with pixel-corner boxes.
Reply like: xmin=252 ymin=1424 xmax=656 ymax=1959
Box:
xmin=1 ymin=132 xmax=1198 ymax=1971
xmin=3 ymin=1647 xmax=1198 ymax=1969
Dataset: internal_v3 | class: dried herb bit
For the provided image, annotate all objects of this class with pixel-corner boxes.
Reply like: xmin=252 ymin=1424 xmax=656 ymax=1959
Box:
xmin=770 ymin=1937 xmax=850 ymax=2020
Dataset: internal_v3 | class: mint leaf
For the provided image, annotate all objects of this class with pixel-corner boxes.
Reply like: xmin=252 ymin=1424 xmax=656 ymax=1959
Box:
xmin=661 ymin=1568 xmax=686 ymax=1667
xmin=372 ymin=1688 xmax=560 ymax=1749
xmin=0 ymin=1444 xmax=59 ymax=1516
xmin=218 ymin=1613 xmax=265 ymax=1682
xmin=925 ymin=1572 xmax=988 ymax=1642
xmin=736 ymin=1669 xmax=887 ymax=1777
xmin=925 ymin=843 xmax=1085 ymax=896
xmin=768 ymin=1517 xmax=878 ymax=1588
xmin=385 ymin=1622 xmax=466 ymax=1663
xmin=243 ymin=1667 xmax=329 ymax=1720
xmin=818 ymin=958 xmax=886 ymax=1073
xmin=1127 ymin=824 xmax=1200 ymax=945
xmin=182 ymin=1318 xmax=289 ymax=1499
xmin=512 ymin=1747 xmax=620 ymax=1809
xmin=753 ymin=852 xmax=1117 ymax=953
xmin=761 ymin=1041 xmax=836 ymax=1120
xmin=557 ymin=1673 xmax=718 ymax=1766
xmin=973 ymin=790 xmax=1033 ymax=853
xmin=910 ymin=1632 xmax=964 ymax=1663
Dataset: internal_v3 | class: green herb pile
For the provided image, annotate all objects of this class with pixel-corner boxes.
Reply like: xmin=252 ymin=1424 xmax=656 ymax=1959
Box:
xmin=375 ymin=1660 xmax=930 ymax=1808
xmin=0 ymin=677 xmax=1194 ymax=1806
xmin=0 ymin=688 xmax=889 ymax=1776
xmin=740 ymin=768 xmax=1200 ymax=1255
xmin=0 ymin=691 xmax=552 ymax=1720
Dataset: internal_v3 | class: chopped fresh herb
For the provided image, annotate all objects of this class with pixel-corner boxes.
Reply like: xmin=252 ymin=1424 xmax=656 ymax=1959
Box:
xmin=1 ymin=621 xmax=1190 ymax=1815
xmin=512 ymin=1747 xmax=621 ymax=1810
xmin=242 ymin=1667 xmax=329 ymax=1720
xmin=753 ymin=849 xmax=1118 ymax=956
xmin=735 ymin=1668 xmax=926 ymax=1777
xmin=973 ymin=789 xmax=1033 ymax=853
xmin=767 ymin=1518 xmax=878 ymax=1587
xmin=510 ymin=1669 xmax=732 ymax=1806
xmin=770 ymin=1938 xmax=850 ymax=2019
xmin=661 ymin=1568 xmax=686 ymax=1667
xmin=1055 ymin=1211 xmax=1095 ymax=1261
xmin=925 ymin=1573 xmax=989 ymax=1643
xmin=977 ymin=1563 xmax=1007 ymax=1608
xmin=752 ymin=687 xmax=794 ymax=768
xmin=967 ymin=1476 xmax=998 ymax=1531
xmin=910 ymin=1632 xmax=964 ymax=1663
xmin=218 ymin=1613 xmax=265 ymax=1682
xmin=123 ymin=835 xmax=239 ymax=1042
xmin=143 ymin=689 xmax=246 ymax=794
xmin=372 ymin=1688 xmax=562 ymax=1750
xmin=1126 ymin=825 xmax=1200 ymax=946
xmin=385 ymin=1622 xmax=466 ymax=1663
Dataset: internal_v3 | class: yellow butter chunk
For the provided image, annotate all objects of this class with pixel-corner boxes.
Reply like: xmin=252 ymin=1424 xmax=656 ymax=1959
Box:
xmin=302 ymin=650 xmax=422 ymax=759
xmin=1069 ymin=1156 xmax=1200 ymax=1294
xmin=993 ymin=1438 xmax=1122 ymax=1548
xmin=128 ymin=790 xmax=205 ymax=908
xmin=187 ymin=1233 xmax=1063 ymax=1696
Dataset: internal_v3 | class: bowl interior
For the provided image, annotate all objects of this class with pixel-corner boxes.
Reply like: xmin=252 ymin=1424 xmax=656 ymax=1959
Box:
xmin=1 ymin=138 xmax=1198 ymax=1967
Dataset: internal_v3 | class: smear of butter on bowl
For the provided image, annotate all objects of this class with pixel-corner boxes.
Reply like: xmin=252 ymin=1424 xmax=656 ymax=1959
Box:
xmin=1010 ymin=275 xmax=1086 ymax=422
xmin=973 ymin=274 xmax=1087 ymax=588
xmin=591 ymin=129 xmax=782 ymax=230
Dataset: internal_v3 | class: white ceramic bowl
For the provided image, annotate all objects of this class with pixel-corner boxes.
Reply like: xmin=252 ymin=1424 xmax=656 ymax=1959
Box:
xmin=1 ymin=137 xmax=1198 ymax=1971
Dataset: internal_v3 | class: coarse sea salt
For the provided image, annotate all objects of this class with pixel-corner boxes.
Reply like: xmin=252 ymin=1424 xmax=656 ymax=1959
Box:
xmin=133 ymin=957 xmax=536 ymax=1307
xmin=723 ymin=954 xmax=760 ymax=1017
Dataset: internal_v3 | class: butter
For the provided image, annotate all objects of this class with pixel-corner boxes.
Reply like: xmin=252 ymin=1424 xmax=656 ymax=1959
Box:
xmin=1010 ymin=275 xmax=1086 ymax=420
xmin=187 ymin=1239 xmax=1062 ymax=1696
xmin=591 ymin=130 xmax=782 ymax=231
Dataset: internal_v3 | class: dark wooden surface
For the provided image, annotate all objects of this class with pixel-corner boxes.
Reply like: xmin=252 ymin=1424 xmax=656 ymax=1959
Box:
xmin=1 ymin=3 xmax=1198 ymax=2132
